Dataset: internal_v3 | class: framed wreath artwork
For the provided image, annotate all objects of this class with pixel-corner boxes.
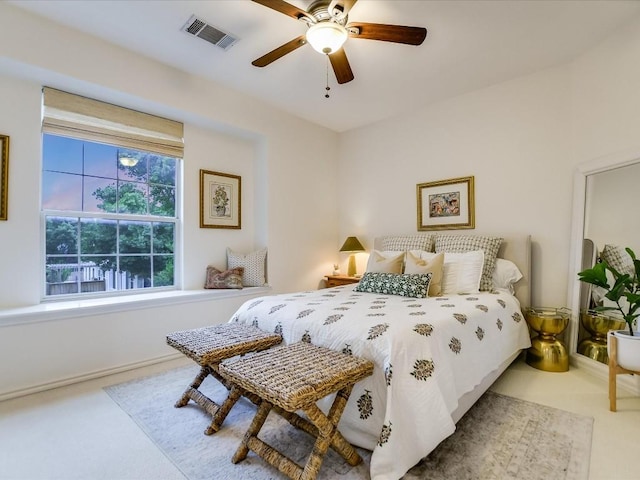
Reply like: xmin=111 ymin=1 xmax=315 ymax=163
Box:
xmin=417 ymin=176 xmax=475 ymax=231
xmin=200 ymin=169 xmax=241 ymax=229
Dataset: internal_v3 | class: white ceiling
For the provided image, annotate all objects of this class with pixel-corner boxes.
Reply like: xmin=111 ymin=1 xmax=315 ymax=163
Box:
xmin=9 ymin=0 xmax=640 ymax=132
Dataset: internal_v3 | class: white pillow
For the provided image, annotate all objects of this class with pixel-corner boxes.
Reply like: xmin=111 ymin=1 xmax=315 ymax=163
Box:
xmin=405 ymin=251 xmax=444 ymax=296
xmin=440 ymin=250 xmax=484 ymax=294
xmin=492 ymin=258 xmax=523 ymax=293
xmin=227 ymin=248 xmax=267 ymax=287
xmin=365 ymin=250 xmax=404 ymax=274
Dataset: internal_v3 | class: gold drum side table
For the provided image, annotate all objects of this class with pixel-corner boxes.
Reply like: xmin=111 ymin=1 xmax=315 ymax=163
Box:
xmin=524 ymin=307 xmax=571 ymax=372
xmin=577 ymin=310 xmax=626 ymax=364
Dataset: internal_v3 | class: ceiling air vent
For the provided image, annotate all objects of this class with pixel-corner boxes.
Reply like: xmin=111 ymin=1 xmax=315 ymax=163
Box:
xmin=182 ymin=15 xmax=239 ymax=51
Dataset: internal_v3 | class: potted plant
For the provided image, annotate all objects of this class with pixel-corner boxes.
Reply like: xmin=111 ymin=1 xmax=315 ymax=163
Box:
xmin=578 ymin=247 xmax=640 ymax=370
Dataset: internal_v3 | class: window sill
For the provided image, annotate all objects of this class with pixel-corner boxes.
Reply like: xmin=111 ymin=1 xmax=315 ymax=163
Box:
xmin=0 ymin=287 xmax=271 ymax=327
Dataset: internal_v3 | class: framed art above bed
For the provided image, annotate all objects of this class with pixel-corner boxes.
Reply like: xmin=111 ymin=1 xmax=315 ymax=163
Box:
xmin=417 ymin=176 xmax=474 ymax=231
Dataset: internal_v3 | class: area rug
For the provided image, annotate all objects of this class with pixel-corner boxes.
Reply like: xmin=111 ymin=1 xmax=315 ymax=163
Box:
xmin=104 ymin=365 xmax=593 ymax=480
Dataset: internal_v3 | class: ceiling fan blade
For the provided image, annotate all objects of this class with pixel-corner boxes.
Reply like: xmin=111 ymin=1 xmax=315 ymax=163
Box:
xmin=252 ymin=35 xmax=307 ymax=67
xmin=329 ymin=48 xmax=354 ymax=84
xmin=347 ymin=22 xmax=427 ymax=45
xmin=252 ymin=0 xmax=314 ymax=22
xmin=328 ymin=0 xmax=358 ymax=20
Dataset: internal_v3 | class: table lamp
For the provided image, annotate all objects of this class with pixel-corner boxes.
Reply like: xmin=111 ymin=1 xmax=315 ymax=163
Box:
xmin=339 ymin=236 xmax=365 ymax=277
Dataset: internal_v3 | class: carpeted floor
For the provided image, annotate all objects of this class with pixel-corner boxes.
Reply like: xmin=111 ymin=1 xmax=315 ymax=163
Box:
xmin=104 ymin=365 xmax=593 ymax=480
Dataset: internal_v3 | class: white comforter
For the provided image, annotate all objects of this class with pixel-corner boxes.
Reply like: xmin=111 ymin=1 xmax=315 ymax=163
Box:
xmin=229 ymin=284 xmax=531 ymax=480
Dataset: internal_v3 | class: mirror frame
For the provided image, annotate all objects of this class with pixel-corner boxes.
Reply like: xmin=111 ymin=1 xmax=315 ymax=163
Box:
xmin=567 ymin=147 xmax=640 ymax=378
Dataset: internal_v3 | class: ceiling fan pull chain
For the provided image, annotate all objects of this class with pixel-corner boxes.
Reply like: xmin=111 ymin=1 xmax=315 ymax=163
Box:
xmin=325 ymin=54 xmax=331 ymax=98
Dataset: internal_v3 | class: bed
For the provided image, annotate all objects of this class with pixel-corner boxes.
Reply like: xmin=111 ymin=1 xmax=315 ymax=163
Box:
xmin=228 ymin=234 xmax=532 ymax=480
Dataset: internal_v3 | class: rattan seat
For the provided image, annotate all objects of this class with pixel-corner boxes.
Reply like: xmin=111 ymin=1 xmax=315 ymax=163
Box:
xmin=166 ymin=323 xmax=282 ymax=435
xmin=219 ymin=342 xmax=374 ymax=480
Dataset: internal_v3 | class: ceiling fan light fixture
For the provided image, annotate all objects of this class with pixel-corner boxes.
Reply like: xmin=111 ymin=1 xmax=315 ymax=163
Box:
xmin=306 ymin=22 xmax=348 ymax=54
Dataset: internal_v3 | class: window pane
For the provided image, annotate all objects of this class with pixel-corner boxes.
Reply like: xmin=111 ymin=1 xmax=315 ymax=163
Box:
xmin=150 ymin=155 xmax=176 ymax=186
xmin=46 ymin=217 xmax=78 ymax=255
xmin=43 ymin=134 xmax=83 ymax=174
xmin=43 ymin=133 xmax=178 ymax=298
xmin=80 ymin=256 xmax=114 ymax=292
xmin=80 ymin=218 xmax=117 ymax=254
xmin=118 ymin=150 xmax=148 ymax=182
xmin=153 ymin=222 xmax=174 ymax=253
xmin=45 ymin=256 xmax=80 ymax=296
xmin=84 ymin=142 xmax=118 ymax=179
xmin=120 ymin=256 xmax=151 ymax=289
xmin=84 ymin=176 xmax=117 ymax=213
xmin=153 ymin=256 xmax=174 ymax=287
xmin=117 ymin=181 xmax=148 ymax=214
xmin=42 ymin=171 xmax=83 ymax=211
xmin=45 ymin=256 xmax=78 ymax=282
xmin=149 ymin=185 xmax=175 ymax=217
xmin=119 ymin=221 xmax=151 ymax=253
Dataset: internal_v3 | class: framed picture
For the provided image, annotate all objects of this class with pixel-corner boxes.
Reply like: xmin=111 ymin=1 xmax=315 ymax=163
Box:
xmin=0 ymin=134 xmax=9 ymax=221
xmin=199 ymin=169 xmax=241 ymax=229
xmin=417 ymin=175 xmax=475 ymax=231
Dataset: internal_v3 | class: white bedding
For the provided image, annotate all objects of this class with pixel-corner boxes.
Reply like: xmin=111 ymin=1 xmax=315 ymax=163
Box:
xmin=230 ymin=284 xmax=531 ymax=480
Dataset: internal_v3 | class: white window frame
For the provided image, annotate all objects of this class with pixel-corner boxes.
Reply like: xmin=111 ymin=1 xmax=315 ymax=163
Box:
xmin=40 ymin=87 xmax=184 ymax=301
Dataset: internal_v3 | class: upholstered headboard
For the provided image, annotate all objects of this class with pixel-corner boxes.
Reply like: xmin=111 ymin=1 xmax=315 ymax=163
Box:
xmin=372 ymin=234 xmax=531 ymax=309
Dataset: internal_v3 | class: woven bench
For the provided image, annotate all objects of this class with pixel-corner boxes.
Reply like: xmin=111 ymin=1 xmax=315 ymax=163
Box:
xmin=219 ymin=342 xmax=374 ymax=480
xmin=166 ymin=323 xmax=282 ymax=435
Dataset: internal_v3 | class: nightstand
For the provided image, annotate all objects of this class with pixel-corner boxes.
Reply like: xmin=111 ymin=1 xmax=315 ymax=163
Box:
xmin=524 ymin=307 xmax=571 ymax=372
xmin=324 ymin=275 xmax=360 ymax=287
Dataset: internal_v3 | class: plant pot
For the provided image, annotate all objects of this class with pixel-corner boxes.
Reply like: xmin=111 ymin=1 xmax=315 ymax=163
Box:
xmin=608 ymin=330 xmax=640 ymax=371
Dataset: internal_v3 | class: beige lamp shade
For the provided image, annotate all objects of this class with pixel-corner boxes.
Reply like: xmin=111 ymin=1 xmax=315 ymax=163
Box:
xmin=339 ymin=236 xmax=365 ymax=277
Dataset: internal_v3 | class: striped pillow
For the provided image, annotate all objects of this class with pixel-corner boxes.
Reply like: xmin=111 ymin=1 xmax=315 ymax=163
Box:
xmin=435 ymin=235 xmax=503 ymax=291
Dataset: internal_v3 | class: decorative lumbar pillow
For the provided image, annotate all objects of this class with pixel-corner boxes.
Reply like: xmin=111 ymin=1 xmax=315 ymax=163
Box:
xmin=227 ymin=248 xmax=267 ymax=287
xmin=440 ymin=250 xmax=484 ymax=294
xmin=600 ymin=244 xmax=635 ymax=276
xmin=204 ymin=266 xmax=244 ymax=289
xmin=365 ymin=250 xmax=405 ymax=274
xmin=355 ymin=272 xmax=433 ymax=298
xmin=492 ymin=258 xmax=523 ymax=293
xmin=381 ymin=234 xmax=435 ymax=253
xmin=435 ymin=235 xmax=503 ymax=291
xmin=405 ymin=251 xmax=444 ymax=296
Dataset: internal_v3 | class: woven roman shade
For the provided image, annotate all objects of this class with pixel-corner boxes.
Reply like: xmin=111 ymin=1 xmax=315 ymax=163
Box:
xmin=42 ymin=87 xmax=184 ymax=158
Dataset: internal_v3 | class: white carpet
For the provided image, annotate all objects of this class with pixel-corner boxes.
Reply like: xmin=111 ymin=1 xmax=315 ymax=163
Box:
xmin=104 ymin=365 xmax=593 ymax=480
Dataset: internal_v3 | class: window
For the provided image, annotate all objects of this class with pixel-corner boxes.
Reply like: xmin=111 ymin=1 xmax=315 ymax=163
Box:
xmin=41 ymin=88 xmax=183 ymax=298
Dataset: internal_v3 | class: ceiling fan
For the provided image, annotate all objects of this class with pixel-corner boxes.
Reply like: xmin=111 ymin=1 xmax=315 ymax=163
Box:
xmin=251 ymin=0 xmax=427 ymax=84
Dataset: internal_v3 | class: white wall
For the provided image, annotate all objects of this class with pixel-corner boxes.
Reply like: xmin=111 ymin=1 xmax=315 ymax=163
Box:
xmin=0 ymin=3 xmax=339 ymax=399
xmin=339 ymin=67 xmax=573 ymax=306
xmin=337 ymin=15 xmax=640 ymax=309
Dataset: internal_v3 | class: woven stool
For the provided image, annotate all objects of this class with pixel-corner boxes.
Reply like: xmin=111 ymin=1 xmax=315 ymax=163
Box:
xmin=166 ymin=323 xmax=282 ymax=435
xmin=219 ymin=342 xmax=374 ymax=480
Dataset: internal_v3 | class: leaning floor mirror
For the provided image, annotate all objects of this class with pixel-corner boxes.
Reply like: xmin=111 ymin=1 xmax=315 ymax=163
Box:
xmin=567 ymin=149 xmax=640 ymax=389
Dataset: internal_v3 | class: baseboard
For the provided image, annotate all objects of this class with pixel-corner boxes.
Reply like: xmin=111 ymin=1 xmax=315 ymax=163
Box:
xmin=571 ymin=354 xmax=640 ymax=395
xmin=0 ymin=352 xmax=183 ymax=402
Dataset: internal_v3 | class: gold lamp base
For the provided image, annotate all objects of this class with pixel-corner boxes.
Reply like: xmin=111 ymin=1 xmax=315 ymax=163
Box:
xmin=524 ymin=307 xmax=570 ymax=373
xmin=347 ymin=254 xmax=356 ymax=277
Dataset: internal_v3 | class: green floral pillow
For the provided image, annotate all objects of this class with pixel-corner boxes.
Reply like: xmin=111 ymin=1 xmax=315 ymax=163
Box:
xmin=355 ymin=272 xmax=433 ymax=298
